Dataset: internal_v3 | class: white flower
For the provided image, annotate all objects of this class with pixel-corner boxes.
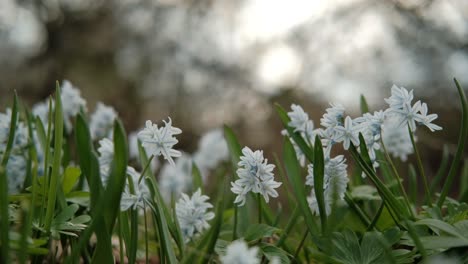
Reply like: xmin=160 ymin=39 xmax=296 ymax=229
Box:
xmin=7 ymin=154 xmax=27 ymax=194
xmin=175 ymin=188 xmax=215 ymax=242
xmin=282 ymin=104 xmax=316 ymax=166
xmin=97 ymin=137 xmax=114 ymax=186
xmin=128 ymin=131 xmax=159 ymax=170
xmin=306 ymin=155 xmax=348 ymax=216
xmin=382 ymin=116 xmax=413 ymax=161
xmin=90 ymin=102 xmax=118 ymax=140
xmin=416 ymin=102 xmax=442 ymax=132
xmin=333 ymin=116 xmax=360 ymax=150
xmin=61 ymin=80 xmax=87 ymax=133
xmin=384 ymin=84 xmax=413 ymax=110
xmin=193 ymin=129 xmax=228 ymax=175
xmin=231 ymin=147 xmax=281 ymax=206
xmin=384 ymin=85 xmax=441 ymax=133
xmin=120 ymin=166 xmax=151 ymax=211
xmin=220 ymin=240 xmax=260 ymax=264
xmin=138 ymin=118 xmax=182 ymax=166
xmin=287 ymin=104 xmax=314 ymax=137
xmin=159 ymin=153 xmax=192 ymax=202
xmin=320 ymin=103 xmax=345 ymax=134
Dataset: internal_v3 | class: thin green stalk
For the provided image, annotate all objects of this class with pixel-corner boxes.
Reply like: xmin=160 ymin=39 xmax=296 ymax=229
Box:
xmin=44 ymin=84 xmax=64 ymax=233
xmin=118 ymin=215 xmax=125 ymax=264
xmin=294 ymin=232 xmax=308 ymax=260
xmin=366 ymin=201 xmax=384 ymax=231
xmin=258 ymin=193 xmax=262 ymax=224
xmin=144 ymin=204 xmax=149 ymax=264
xmin=344 ymin=192 xmax=371 ymax=227
xmin=40 ymin=97 xmax=54 ymax=227
xmin=438 ymin=79 xmax=468 ymax=207
xmin=138 ymin=154 xmax=154 ymax=184
xmin=407 ymin=125 xmax=432 ymax=207
xmin=233 ymin=206 xmax=238 ymax=240
xmin=0 ymin=93 xmax=18 ymax=264
xmin=379 ymin=137 xmax=415 ymax=218
xmin=276 ymin=206 xmax=299 ymax=247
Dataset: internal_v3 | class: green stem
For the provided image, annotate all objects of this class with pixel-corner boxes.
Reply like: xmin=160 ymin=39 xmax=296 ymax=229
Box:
xmin=233 ymin=206 xmax=238 ymax=240
xmin=407 ymin=125 xmax=432 ymax=207
xmin=379 ymin=137 xmax=415 ymax=219
xmin=438 ymin=79 xmax=468 ymax=208
xmin=294 ymin=232 xmax=308 ymax=260
xmin=144 ymin=204 xmax=149 ymax=264
xmin=258 ymin=193 xmax=262 ymax=224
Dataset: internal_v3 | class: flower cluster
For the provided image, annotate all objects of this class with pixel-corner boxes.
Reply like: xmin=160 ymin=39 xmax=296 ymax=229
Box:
xmin=385 ymin=85 xmax=441 ymax=132
xmin=138 ymin=118 xmax=182 ymax=166
xmin=231 ymin=147 xmax=281 ymax=206
xmin=90 ymin=102 xmax=118 ymax=140
xmin=306 ymin=155 xmax=349 ymax=215
xmin=61 ymin=80 xmax=87 ymax=133
xmin=193 ymin=129 xmax=229 ymax=177
xmin=96 ymin=137 xmax=151 ymax=210
xmin=284 ymin=84 xmax=441 ymax=214
xmin=120 ymin=166 xmax=151 ymax=211
xmin=281 ymin=104 xmax=316 ymax=166
xmin=220 ymin=240 xmax=260 ymax=264
xmin=175 ymin=189 xmax=215 ymax=242
xmin=159 ymin=153 xmax=192 ymax=202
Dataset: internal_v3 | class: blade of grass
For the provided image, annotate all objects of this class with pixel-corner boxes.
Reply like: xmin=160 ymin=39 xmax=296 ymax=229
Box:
xmin=283 ymin=137 xmax=319 ymax=241
xmin=407 ymin=124 xmax=431 ymax=206
xmin=44 ymin=83 xmax=64 ymax=233
xmin=0 ymin=92 xmax=19 ymax=263
xmin=408 ymin=164 xmax=418 ymax=205
xmin=223 ymin=125 xmax=250 ymax=238
xmin=438 ymin=78 xmax=468 ymax=207
xmin=312 ymin=136 xmax=327 ymax=235
xmin=430 ymin=145 xmax=449 ymax=195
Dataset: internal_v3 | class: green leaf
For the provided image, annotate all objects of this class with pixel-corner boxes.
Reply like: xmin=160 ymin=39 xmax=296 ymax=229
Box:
xmin=260 ymin=243 xmax=291 ymax=263
xmin=244 ymin=224 xmax=279 ymax=242
xmin=62 ymin=166 xmax=81 ymax=194
xmin=283 ymin=137 xmax=319 ymax=240
xmin=0 ymin=92 xmax=18 ymax=263
xmin=360 ymin=94 xmax=370 ymax=114
xmin=44 ymin=82 xmax=64 ymax=233
xmin=223 ymin=125 xmax=250 ymax=238
xmin=223 ymin=125 xmax=242 ymax=164
xmin=438 ymin=78 xmax=468 ymax=207
xmin=313 ymin=136 xmax=327 ymax=234
xmin=415 ymin=219 xmax=464 ymax=238
xmin=75 ymin=113 xmax=102 ymax=210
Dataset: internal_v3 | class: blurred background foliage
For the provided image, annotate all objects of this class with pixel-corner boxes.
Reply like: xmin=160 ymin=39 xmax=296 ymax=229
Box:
xmin=0 ymin=0 xmax=467 ymax=184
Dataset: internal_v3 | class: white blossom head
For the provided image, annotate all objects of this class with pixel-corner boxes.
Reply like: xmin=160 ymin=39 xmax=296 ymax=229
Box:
xmin=193 ymin=129 xmax=228 ymax=176
xmin=384 ymin=84 xmax=413 ymax=110
xmin=382 ymin=116 xmax=413 ymax=161
xmin=159 ymin=153 xmax=192 ymax=202
xmin=175 ymin=188 xmax=215 ymax=242
xmin=137 ymin=118 xmax=182 ymax=166
xmin=306 ymin=155 xmax=348 ymax=216
xmin=60 ymin=80 xmax=87 ymax=133
xmin=220 ymin=239 xmax=260 ymax=264
xmin=90 ymin=102 xmax=118 ymax=140
xmin=7 ymin=155 xmax=27 ymax=194
xmin=231 ymin=147 xmax=281 ymax=206
xmin=120 ymin=166 xmax=151 ymax=211
xmin=97 ymin=137 xmax=114 ymax=185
